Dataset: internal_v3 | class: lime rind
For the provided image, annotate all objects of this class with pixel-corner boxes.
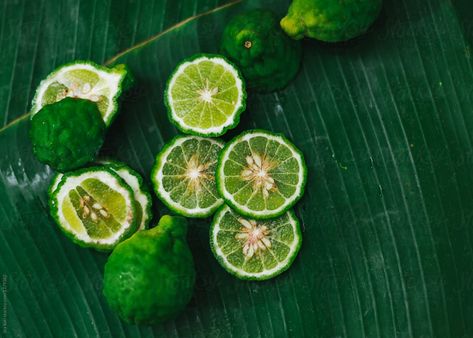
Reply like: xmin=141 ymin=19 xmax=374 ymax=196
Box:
xmin=151 ymin=135 xmax=224 ymax=218
xmin=49 ymin=173 xmax=64 ymax=196
xmin=99 ymin=160 xmax=153 ymax=230
xmin=164 ymin=54 xmax=246 ymax=137
xmin=31 ymin=60 xmax=128 ymax=126
xmin=50 ymin=166 xmax=138 ymax=251
xmin=216 ymin=129 xmax=308 ymax=220
xmin=210 ymin=205 xmax=302 ymax=281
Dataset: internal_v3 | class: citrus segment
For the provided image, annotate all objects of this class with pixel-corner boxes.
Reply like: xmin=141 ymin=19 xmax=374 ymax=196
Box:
xmin=99 ymin=160 xmax=153 ymax=231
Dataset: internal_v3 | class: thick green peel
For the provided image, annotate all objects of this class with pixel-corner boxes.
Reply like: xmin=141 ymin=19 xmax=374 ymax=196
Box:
xmin=103 ymin=215 xmax=195 ymax=324
xmin=221 ymin=9 xmax=301 ymax=92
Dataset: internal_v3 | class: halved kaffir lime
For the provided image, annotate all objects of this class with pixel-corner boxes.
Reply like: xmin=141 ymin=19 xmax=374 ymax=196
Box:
xmin=31 ymin=61 xmax=129 ymax=126
xmin=217 ymin=129 xmax=307 ymax=220
xmin=50 ymin=167 xmax=138 ymax=250
xmin=210 ymin=205 xmax=302 ymax=280
xmin=151 ymin=135 xmax=224 ymax=218
xmin=165 ymin=54 xmax=246 ymax=137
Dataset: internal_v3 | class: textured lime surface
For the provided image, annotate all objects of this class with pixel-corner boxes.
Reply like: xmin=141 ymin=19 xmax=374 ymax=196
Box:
xmin=100 ymin=160 xmax=153 ymax=230
xmin=280 ymin=0 xmax=382 ymax=42
xmin=165 ymin=54 xmax=246 ymax=136
xmin=221 ymin=9 xmax=301 ymax=92
xmin=50 ymin=167 xmax=137 ymax=250
xmin=217 ymin=129 xmax=307 ymax=219
xmin=31 ymin=61 xmax=128 ymax=125
xmin=211 ymin=205 xmax=302 ymax=280
xmin=152 ymin=135 xmax=224 ymax=218
xmin=29 ymin=98 xmax=106 ymax=172
xmin=103 ymin=215 xmax=195 ymax=324
xmin=2 ymin=0 xmax=473 ymax=336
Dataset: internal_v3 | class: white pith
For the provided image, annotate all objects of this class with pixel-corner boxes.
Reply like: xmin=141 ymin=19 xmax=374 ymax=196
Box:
xmin=31 ymin=63 xmax=124 ymax=125
xmin=154 ymin=136 xmax=224 ymax=216
xmin=114 ymin=168 xmax=151 ymax=231
xmin=54 ymin=170 xmax=135 ymax=245
xmin=212 ymin=206 xmax=301 ymax=278
xmin=167 ymin=56 xmax=244 ymax=135
xmin=50 ymin=173 xmax=64 ymax=194
xmin=218 ymin=132 xmax=305 ymax=217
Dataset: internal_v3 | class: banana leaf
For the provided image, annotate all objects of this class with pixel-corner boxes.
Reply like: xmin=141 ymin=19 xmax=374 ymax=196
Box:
xmin=1 ymin=0 xmax=473 ymax=336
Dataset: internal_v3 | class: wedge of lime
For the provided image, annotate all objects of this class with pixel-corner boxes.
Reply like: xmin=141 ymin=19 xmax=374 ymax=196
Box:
xmin=50 ymin=167 xmax=138 ymax=250
xmin=31 ymin=61 xmax=129 ymax=126
xmin=100 ymin=160 xmax=153 ymax=230
xmin=210 ymin=205 xmax=302 ymax=280
xmin=151 ymin=135 xmax=224 ymax=218
xmin=165 ymin=54 xmax=246 ymax=137
xmin=217 ymin=129 xmax=307 ymax=219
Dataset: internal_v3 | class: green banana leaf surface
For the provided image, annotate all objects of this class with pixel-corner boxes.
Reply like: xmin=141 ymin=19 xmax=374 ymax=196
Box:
xmin=1 ymin=0 xmax=473 ymax=336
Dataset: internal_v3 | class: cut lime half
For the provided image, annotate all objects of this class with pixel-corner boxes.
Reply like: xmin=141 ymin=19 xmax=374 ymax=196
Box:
xmin=31 ymin=61 xmax=129 ymax=126
xmin=210 ymin=205 xmax=302 ymax=280
xmin=151 ymin=135 xmax=224 ymax=218
xmin=217 ymin=129 xmax=307 ymax=219
xmin=100 ymin=160 xmax=153 ymax=230
xmin=50 ymin=167 xmax=138 ymax=250
xmin=165 ymin=54 xmax=246 ymax=137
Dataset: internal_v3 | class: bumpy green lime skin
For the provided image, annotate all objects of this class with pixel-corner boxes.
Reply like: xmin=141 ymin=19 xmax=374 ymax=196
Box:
xmin=221 ymin=9 xmax=301 ymax=92
xmin=29 ymin=98 xmax=106 ymax=172
xmin=280 ymin=0 xmax=382 ymax=42
xmin=103 ymin=215 xmax=196 ymax=324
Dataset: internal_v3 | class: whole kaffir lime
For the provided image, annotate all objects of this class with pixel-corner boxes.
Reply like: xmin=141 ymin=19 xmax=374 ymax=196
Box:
xmin=103 ymin=215 xmax=195 ymax=324
xmin=29 ymin=97 xmax=106 ymax=172
xmin=221 ymin=9 xmax=301 ymax=92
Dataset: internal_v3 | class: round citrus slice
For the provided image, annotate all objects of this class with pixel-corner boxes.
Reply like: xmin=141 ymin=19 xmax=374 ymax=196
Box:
xmin=151 ymin=135 xmax=224 ymax=218
xmin=50 ymin=167 xmax=138 ymax=250
xmin=217 ymin=129 xmax=307 ymax=219
xmin=99 ymin=160 xmax=153 ymax=230
xmin=164 ymin=54 xmax=246 ymax=137
xmin=31 ymin=61 xmax=129 ymax=126
xmin=210 ymin=205 xmax=302 ymax=280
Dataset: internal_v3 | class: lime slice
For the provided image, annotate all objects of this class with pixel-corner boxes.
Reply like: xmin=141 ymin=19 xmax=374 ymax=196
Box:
xmin=99 ymin=160 xmax=153 ymax=231
xmin=31 ymin=61 xmax=129 ymax=126
xmin=210 ymin=205 xmax=302 ymax=280
xmin=50 ymin=167 xmax=138 ymax=250
xmin=151 ymin=135 xmax=224 ymax=218
xmin=217 ymin=129 xmax=307 ymax=219
xmin=165 ymin=54 xmax=246 ymax=137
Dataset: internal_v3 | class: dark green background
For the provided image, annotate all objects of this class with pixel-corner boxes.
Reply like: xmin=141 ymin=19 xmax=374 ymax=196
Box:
xmin=1 ymin=0 xmax=473 ymax=336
